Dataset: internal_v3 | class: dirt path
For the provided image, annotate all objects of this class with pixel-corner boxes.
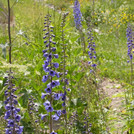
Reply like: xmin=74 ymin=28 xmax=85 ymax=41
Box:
xmin=101 ymin=79 xmax=126 ymax=134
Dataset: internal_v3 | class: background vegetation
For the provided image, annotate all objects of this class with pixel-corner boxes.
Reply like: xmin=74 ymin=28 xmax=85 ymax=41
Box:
xmin=0 ymin=0 xmax=134 ymax=133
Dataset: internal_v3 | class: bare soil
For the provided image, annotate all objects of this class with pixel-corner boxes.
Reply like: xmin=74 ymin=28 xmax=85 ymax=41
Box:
xmin=101 ymin=78 xmax=126 ymax=134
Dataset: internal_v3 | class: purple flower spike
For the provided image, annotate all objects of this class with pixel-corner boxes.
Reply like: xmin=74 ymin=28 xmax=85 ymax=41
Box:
xmin=73 ymin=0 xmax=82 ymax=29
xmin=42 ymin=14 xmax=61 ymax=129
xmin=87 ymin=24 xmax=97 ymax=73
xmin=4 ymin=73 xmax=23 ymax=133
xmin=126 ymin=24 xmax=134 ymax=62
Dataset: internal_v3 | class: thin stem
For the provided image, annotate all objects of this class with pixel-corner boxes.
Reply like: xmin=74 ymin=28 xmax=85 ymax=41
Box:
xmin=53 ymin=0 xmax=56 ymax=36
xmin=79 ymin=27 xmax=86 ymax=55
xmin=130 ymin=59 xmax=133 ymax=98
xmin=7 ymin=0 xmax=12 ymax=64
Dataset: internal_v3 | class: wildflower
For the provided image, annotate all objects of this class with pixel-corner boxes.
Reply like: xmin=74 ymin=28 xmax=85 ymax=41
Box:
xmin=28 ymin=96 xmax=41 ymax=132
xmin=4 ymin=73 xmax=23 ymax=134
xmin=45 ymin=87 xmax=52 ymax=93
xmin=126 ymin=24 xmax=134 ymax=62
xmin=50 ymin=132 xmax=57 ymax=134
xmin=73 ymin=0 xmax=82 ymax=29
xmin=52 ymin=114 xmax=59 ymax=121
xmin=73 ymin=0 xmax=86 ymax=51
xmin=87 ymin=24 xmax=97 ymax=73
xmin=83 ymin=111 xmax=92 ymax=133
xmin=43 ymin=100 xmax=50 ymax=107
xmin=62 ymin=109 xmax=66 ymax=114
xmin=41 ymin=93 xmax=48 ymax=99
xmin=54 ymin=54 xmax=58 ymax=58
xmin=53 ymin=93 xmax=61 ymax=100
xmin=41 ymin=14 xmax=61 ymax=133
xmin=49 ymin=70 xmax=56 ymax=77
xmin=56 ymin=110 xmax=61 ymax=117
xmin=42 ymin=75 xmax=49 ymax=83
xmin=53 ymin=63 xmax=59 ymax=68
xmin=45 ymin=105 xmax=53 ymax=112
xmin=60 ymin=13 xmax=70 ymax=133
xmin=41 ymin=114 xmax=48 ymax=120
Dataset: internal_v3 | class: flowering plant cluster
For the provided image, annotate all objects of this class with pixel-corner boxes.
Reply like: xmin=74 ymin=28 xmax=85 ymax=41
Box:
xmin=73 ymin=0 xmax=82 ymax=29
xmin=28 ymin=95 xmax=43 ymax=133
xmin=126 ymin=24 xmax=134 ymax=63
xmin=87 ymin=27 xmax=97 ymax=73
xmin=4 ymin=72 xmax=23 ymax=134
xmin=60 ymin=12 xmax=71 ymax=133
xmin=41 ymin=14 xmax=65 ymax=133
xmin=83 ymin=111 xmax=92 ymax=134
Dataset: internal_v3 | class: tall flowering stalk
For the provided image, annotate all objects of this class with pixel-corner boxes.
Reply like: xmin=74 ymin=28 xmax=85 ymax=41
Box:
xmin=87 ymin=23 xmax=107 ymax=131
xmin=3 ymin=0 xmax=23 ymax=134
xmin=126 ymin=24 xmax=134 ymax=98
xmin=87 ymin=22 xmax=97 ymax=75
xmin=73 ymin=0 xmax=82 ymax=30
xmin=4 ymin=73 xmax=23 ymax=134
xmin=28 ymin=96 xmax=41 ymax=133
xmin=126 ymin=24 xmax=134 ymax=134
xmin=60 ymin=12 xmax=69 ymax=134
xmin=41 ymin=14 xmax=60 ymax=133
xmin=73 ymin=0 xmax=86 ymax=53
xmin=83 ymin=111 xmax=92 ymax=134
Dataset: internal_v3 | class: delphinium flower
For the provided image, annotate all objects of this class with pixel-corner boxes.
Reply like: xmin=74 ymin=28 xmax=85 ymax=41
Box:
xmin=3 ymin=0 xmax=23 ymax=133
xmin=82 ymin=111 xmax=92 ymax=134
xmin=28 ymin=96 xmax=42 ymax=133
xmin=4 ymin=72 xmax=23 ymax=134
xmin=73 ymin=0 xmax=85 ymax=53
xmin=60 ymin=12 xmax=70 ymax=134
xmin=68 ymin=111 xmax=78 ymax=133
xmin=73 ymin=0 xmax=82 ymax=30
xmin=42 ymin=13 xmax=61 ymax=133
xmin=126 ymin=24 xmax=134 ymax=98
xmin=126 ymin=24 xmax=134 ymax=63
xmin=87 ymin=23 xmax=97 ymax=74
xmin=87 ymin=23 xmax=107 ymax=130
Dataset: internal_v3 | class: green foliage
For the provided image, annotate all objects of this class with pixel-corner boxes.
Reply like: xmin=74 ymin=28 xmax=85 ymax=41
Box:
xmin=0 ymin=0 xmax=134 ymax=133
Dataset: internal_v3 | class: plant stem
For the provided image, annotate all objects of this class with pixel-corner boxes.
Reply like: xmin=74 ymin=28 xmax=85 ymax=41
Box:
xmin=7 ymin=0 xmax=11 ymax=64
xmin=79 ymin=27 xmax=86 ymax=55
xmin=130 ymin=59 xmax=134 ymax=98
